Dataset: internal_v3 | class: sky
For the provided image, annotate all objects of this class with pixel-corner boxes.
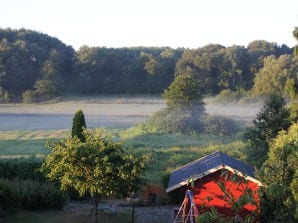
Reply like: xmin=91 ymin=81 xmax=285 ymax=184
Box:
xmin=1 ymin=0 xmax=298 ymax=50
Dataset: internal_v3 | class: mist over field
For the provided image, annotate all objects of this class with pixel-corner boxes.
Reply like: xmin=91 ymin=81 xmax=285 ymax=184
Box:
xmin=0 ymin=97 xmax=261 ymax=131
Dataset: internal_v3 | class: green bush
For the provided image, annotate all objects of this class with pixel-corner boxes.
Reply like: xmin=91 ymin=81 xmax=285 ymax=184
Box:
xmin=214 ymin=88 xmax=248 ymax=103
xmin=0 ymin=178 xmax=67 ymax=210
xmin=0 ymin=158 xmax=45 ymax=181
xmin=289 ymin=102 xmax=298 ymax=122
xmin=0 ymin=178 xmax=18 ymax=212
xmin=143 ymin=107 xmax=240 ymax=136
xmin=146 ymin=107 xmax=205 ymax=134
xmin=22 ymin=90 xmax=36 ymax=104
xmin=203 ymin=115 xmax=241 ymax=136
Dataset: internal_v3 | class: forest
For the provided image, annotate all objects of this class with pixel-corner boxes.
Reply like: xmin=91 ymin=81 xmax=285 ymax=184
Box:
xmin=0 ymin=27 xmax=297 ymax=102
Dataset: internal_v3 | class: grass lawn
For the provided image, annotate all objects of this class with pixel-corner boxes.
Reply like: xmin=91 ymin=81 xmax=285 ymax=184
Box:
xmin=0 ymin=130 xmax=67 ymax=158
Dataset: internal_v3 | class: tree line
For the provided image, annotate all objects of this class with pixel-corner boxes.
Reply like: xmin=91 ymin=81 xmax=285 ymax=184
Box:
xmin=0 ymin=27 xmax=296 ymax=102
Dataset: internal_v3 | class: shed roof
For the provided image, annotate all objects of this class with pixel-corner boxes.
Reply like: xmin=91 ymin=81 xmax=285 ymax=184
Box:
xmin=166 ymin=151 xmax=261 ymax=192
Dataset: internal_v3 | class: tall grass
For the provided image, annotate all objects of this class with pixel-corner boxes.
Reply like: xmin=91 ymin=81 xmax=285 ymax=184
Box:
xmin=119 ymin=126 xmax=246 ymax=184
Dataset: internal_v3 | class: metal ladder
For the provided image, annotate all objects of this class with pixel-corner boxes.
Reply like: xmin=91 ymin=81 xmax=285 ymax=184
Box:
xmin=173 ymin=190 xmax=199 ymax=223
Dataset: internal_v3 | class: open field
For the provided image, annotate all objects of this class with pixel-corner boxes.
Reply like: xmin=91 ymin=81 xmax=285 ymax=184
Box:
xmin=0 ymin=96 xmax=258 ymax=160
xmin=0 ymin=130 xmax=67 ymax=157
xmin=0 ymin=96 xmax=165 ymax=130
xmin=0 ymin=96 xmax=261 ymax=130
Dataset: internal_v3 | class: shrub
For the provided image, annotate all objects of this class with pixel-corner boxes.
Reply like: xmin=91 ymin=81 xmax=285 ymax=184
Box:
xmin=22 ymin=90 xmax=36 ymax=104
xmin=0 ymin=158 xmax=45 ymax=181
xmin=289 ymin=102 xmax=298 ymax=122
xmin=147 ymin=107 xmax=205 ymax=134
xmin=0 ymin=178 xmax=18 ymax=212
xmin=214 ymin=88 xmax=248 ymax=103
xmin=0 ymin=178 xmax=67 ymax=210
xmin=203 ymin=115 xmax=241 ymax=136
xmin=15 ymin=179 xmax=67 ymax=210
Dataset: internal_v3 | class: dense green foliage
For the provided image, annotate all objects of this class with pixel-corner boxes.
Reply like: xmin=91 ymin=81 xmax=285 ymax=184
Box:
xmin=258 ymin=123 xmax=298 ymax=222
xmin=154 ymin=73 xmax=206 ymax=134
xmin=0 ymin=28 xmax=74 ymax=100
xmin=244 ymin=95 xmax=291 ymax=167
xmin=146 ymin=70 xmax=241 ymax=135
xmin=175 ymin=42 xmax=291 ymax=94
xmin=251 ymin=55 xmax=298 ymax=98
xmin=71 ymin=110 xmax=86 ymax=142
xmin=289 ymin=102 xmax=298 ymax=122
xmin=143 ymin=108 xmax=240 ymax=135
xmin=144 ymin=107 xmax=205 ymax=134
xmin=0 ymin=28 xmax=295 ymax=101
xmin=0 ymin=178 xmax=67 ymax=211
xmin=0 ymin=158 xmax=45 ymax=181
xmin=202 ymin=115 xmax=241 ymax=136
xmin=41 ymin=129 xmax=148 ymax=217
xmin=163 ymin=74 xmax=205 ymax=107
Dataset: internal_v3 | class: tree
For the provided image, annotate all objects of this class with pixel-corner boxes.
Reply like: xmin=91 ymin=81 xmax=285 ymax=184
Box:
xmin=41 ymin=129 xmax=148 ymax=222
xmin=2 ymin=90 xmax=9 ymax=103
xmin=22 ymin=90 xmax=35 ymax=104
xmin=163 ymin=73 xmax=205 ymax=109
xmin=34 ymin=79 xmax=57 ymax=97
xmin=154 ymin=73 xmax=206 ymax=134
xmin=243 ymin=95 xmax=291 ymax=168
xmin=251 ymin=55 xmax=298 ymax=97
xmin=71 ymin=110 xmax=87 ymax=142
xmin=258 ymin=123 xmax=298 ymax=222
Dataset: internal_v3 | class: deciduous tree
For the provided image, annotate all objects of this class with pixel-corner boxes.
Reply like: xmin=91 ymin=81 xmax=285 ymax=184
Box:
xmin=258 ymin=123 xmax=298 ymax=222
xmin=163 ymin=73 xmax=205 ymax=109
xmin=251 ymin=55 xmax=298 ymax=97
xmin=41 ymin=129 xmax=148 ymax=222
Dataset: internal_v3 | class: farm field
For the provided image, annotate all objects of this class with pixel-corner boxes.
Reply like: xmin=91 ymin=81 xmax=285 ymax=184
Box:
xmin=0 ymin=96 xmax=260 ymax=130
xmin=0 ymin=96 xmax=260 ymax=158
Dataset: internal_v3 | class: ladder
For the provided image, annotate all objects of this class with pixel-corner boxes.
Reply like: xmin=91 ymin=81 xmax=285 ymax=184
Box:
xmin=173 ymin=190 xmax=199 ymax=223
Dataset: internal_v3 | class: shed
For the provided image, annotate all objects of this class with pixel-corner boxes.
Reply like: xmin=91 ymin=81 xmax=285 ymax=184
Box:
xmin=167 ymin=151 xmax=261 ymax=219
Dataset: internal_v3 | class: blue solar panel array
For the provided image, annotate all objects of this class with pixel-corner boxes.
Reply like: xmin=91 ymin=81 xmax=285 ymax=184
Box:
xmin=167 ymin=151 xmax=255 ymax=191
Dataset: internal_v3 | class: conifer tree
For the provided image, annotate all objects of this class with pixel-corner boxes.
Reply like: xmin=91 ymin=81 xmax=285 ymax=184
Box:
xmin=243 ymin=95 xmax=291 ymax=167
xmin=71 ymin=110 xmax=86 ymax=142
